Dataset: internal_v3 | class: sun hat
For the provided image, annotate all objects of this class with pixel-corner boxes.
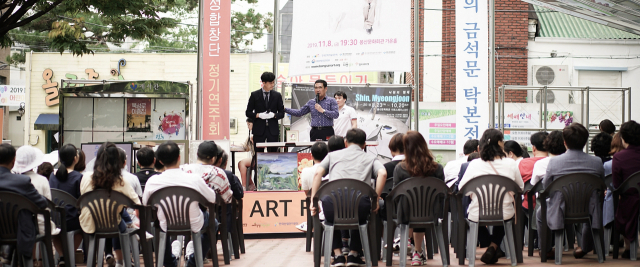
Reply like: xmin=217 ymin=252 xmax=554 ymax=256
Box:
xmin=12 ymin=146 xmax=45 ymax=174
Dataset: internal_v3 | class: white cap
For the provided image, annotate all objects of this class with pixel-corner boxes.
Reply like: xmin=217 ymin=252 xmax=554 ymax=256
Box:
xmin=12 ymin=146 xmax=45 ymax=174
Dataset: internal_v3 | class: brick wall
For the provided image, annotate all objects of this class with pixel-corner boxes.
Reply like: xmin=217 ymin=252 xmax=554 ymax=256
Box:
xmin=441 ymin=0 xmax=529 ymax=103
xmin=408 ymin=0 xmax=424 ymax=102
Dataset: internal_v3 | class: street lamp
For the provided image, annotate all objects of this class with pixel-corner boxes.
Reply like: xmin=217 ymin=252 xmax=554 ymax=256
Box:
xmin=17 ymin=102 xmax=25 ymax=118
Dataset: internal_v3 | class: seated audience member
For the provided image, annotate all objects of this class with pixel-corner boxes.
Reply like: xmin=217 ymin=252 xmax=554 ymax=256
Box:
xmin=154 ymin=151 xmax=166 ymax=173
xmin=392 ymin=131 xmax=444 ymax=266
xmin=296 ymin=141 xmax=329 ymax=233
xmin=520 ymin=144 xmax=530 ymax=158
xmin=537 ymin=123 xmax=604 ymax=259
xmin=48 ymin=144 xmax=84 ymax=265
xmin=530 ymin=131 xmax=566 ymax=185
xmin=458 ymin=129 xmax=524 ymax=264
xmin=384 ymin=133 xmax=405 ymax=178
xmin=300 ymin=142 xmax=329 ymax=196
xmin=215 ymin=149 xmax=244 ymax=200
xmin=74 ymin=150 xmax=87 ymax=173
xmin=238 ymin=118 xmax=257 ymax=191
xmin=134 ymin=147 xmax=158 ymax=187
xmin=0 ymin=144 xmax=48 ymax=262
xmin=38 ymin=162 xmax=54 ymax=180
xmin=327 ymin=135 xmax=346 ymax=152
xmin=504 ymin=140 xmax=524 ymax=165
xmin=455 ymin=152 xmax=480 ymax=191
xmin=599 ymin=119 xmax=616 ymax=135
xmin=519 ymin=132 xmax=549 ymax=210
xmin=79 ymin=142 xmax=141 ymax=267
xmin=182 ymin=141 xmax=233 ymax=204
xmin=118 ymin=148 xmax=142 ymax=198
xmin=444 ymin=139 xmax=479 ymax=187
xmin=613 ymin=120 xmax=640 ymax=258
xmin=310 ymin=128 xmax=387 ymax=266
xmin=143 ymin=141 xmax=218 ymax=267
xmin=12 ymin=146 xmax=61 ymax=241
xmin=591 ymin=132 xmax=613 ymax=163
xmin=603 ymin=132 xmax=624 ymax=229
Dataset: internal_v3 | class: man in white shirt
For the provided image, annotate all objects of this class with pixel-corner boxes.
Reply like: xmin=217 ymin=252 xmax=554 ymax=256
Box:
xmin=143 ymin=141 xmax=218 ymax=267
xmin=300 ymin=142 xmax=329 ymax=195
xmin=332 ymin=91 xmax=358 ymax=137
xmin=443 ymin=139 xmax=478 ymax=187
xmin=310 ymin=128 xmax=387 ymax=266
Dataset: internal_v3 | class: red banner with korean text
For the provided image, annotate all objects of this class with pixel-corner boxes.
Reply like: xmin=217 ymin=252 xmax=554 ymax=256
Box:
xmin=201 ymin=0 xmax=231 ymax=140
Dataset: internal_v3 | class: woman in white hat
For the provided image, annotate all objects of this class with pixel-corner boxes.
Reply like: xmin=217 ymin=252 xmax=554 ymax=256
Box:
xmin=11 ymin=146 xmax=61 ymax=237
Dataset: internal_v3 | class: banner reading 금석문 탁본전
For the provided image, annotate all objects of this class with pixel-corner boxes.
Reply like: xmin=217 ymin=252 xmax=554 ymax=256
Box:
xmin=288 ymin=0 xmax=411 ymax=76
xmin=201 ymin=0 xmax=230 ymax=140
xmin=456 ymin=0 xmax=489 ymax=156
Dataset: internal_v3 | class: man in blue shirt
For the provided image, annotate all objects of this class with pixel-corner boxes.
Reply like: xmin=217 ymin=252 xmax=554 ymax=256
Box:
xmin=285 ymin=79 xmax=339 ymax=141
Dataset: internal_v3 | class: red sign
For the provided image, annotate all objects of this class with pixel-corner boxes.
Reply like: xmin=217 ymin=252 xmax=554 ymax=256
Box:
xmin=201 ymin=0 xmax=231 ymax=140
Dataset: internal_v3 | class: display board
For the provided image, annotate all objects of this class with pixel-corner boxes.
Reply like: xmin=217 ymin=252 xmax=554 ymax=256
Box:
xmin=81 ymin=142 xmax=133 ymax=172
xmin=243 ymin=191 xmax=307 ymax=234
xmin=290 ymin=83 xmax=411 ymax=159
xmin=289 ymin=0 xmax=411 ymax=76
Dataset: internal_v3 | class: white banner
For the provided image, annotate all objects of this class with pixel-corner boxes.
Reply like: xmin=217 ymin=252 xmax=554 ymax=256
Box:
xmin=455 ymin=0 xmax=488 ymax=156
xmin=0 ymin=85 xmax=26 ymax=106
xmin=289 ymin=0 xmax=411 ymax=76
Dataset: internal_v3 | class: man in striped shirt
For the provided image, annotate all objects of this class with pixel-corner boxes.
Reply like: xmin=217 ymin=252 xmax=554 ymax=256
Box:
xmin=181 ymin=141 xmax=234 ymax=204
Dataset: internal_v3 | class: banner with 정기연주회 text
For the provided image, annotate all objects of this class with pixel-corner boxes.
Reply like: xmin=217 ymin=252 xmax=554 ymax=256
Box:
xmin=289 ymin=0 xmax=411 ymax=76
xmin=243 ymin=191 xmax=307 ymax=234
xmin=201 ymin=0 xmax=230 ymax=140
xmin=456 ymin=0 xmax=488 ymax=156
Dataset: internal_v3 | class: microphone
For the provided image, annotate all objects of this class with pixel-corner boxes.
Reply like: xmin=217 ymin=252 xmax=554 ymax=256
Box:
xmin=316 ymin=93 xmax=319 ymax=104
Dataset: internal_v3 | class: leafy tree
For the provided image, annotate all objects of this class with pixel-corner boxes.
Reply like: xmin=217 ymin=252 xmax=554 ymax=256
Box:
xmin=1 ymin=0 xmax=272 ymax=59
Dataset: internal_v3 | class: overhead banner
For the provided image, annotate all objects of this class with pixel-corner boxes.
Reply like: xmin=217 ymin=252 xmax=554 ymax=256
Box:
xmin=0 ymin=85 xmax=26 ymax=106
xmin=456 ymin=0 xmax=488 ymax=156
xmin=290 ymin=83 xmax=411 ymax=159
xmin=200 ymin=0 xmax=231 ymax=140
xmin=289 ymin=0 xmax=411 ymax=76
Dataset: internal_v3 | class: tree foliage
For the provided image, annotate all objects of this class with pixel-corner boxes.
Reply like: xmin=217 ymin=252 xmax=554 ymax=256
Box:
xmin=1 ymin=0 xmax=272 ymax=58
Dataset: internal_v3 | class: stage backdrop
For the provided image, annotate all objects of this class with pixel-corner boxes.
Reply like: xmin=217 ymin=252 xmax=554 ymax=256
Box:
xmin=289 ymin=0 xmax=411 ymax=76
xmin=456 ymin=0 xmax=488 ymax=156
xmin=289 ymin=83 xmax=411 ymax=160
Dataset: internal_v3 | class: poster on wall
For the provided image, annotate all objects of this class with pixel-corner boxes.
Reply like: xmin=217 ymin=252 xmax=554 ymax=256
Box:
xmin=151 ymin=99 xmax=186 ymax=141
xmin=126 ymin=99 xmax=151 ymax=132
xmin=290 ymin=83 xmax=411 ymax=160
xmin=289 ymin=0 xmax=411 ymax=76
xmin=416 ymin=109 xmax=457 ymax=151
xmin=502 ymin=110 xmax=576 ymax=150
xmin=456 ymin=0 xmax=489 ymax=156
xmin=0 ymin=85 xmax=26 ymax=106
xmin=257 ymin=153 xmax=300 ymax=191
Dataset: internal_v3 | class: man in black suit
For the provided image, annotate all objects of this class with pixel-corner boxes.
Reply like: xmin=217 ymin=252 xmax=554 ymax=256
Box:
xmin=0 ymin=144 xmax=48 ymax=259
xmin=245 ymin=72 xmax=285 ymax=152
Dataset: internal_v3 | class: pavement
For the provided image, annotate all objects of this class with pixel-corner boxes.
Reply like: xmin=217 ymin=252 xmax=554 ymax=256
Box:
xmin=71 ymin=237 xmax=640 ymax=267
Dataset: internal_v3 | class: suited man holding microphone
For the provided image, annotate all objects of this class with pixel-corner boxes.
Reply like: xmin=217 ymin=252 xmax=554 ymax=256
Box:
xmin=245 ymin=72 xmax=285 ymax=152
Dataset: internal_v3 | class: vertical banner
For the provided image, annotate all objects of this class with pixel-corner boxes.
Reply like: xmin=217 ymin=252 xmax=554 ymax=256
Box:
xmin=201 ymin=0 xmax=231 ymax=140
xmin=456 ymin=0 xmax=488 ymax=156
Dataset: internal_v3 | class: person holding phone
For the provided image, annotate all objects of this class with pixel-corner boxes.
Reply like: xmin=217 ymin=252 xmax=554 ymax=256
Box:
xmin=285 ymin=79 xmax=339 ymax=141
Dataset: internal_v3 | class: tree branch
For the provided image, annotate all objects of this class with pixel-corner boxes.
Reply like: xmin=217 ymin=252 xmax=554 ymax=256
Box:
xmin=0 ymin=0 xmax=63 ymax=34
xmin=0 ymin=0 xmax=19 ymax=25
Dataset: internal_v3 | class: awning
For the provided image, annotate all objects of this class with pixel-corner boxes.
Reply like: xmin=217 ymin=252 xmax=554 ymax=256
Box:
xmin=34 ymin=114 xmax=59 ymax=131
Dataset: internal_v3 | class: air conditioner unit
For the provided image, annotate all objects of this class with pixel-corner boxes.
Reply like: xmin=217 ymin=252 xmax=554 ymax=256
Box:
xmin=531 ymin=65 xmax=571 ymax=104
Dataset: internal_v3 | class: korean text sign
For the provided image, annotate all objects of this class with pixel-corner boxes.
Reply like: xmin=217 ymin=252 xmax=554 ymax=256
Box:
xmin=201 ymin=0 xmax=230 ymax=140
xmin=289 ymin=0 xmax=411 ymax=76
xmin=456 ymin=0 xmax=488 ymax=156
